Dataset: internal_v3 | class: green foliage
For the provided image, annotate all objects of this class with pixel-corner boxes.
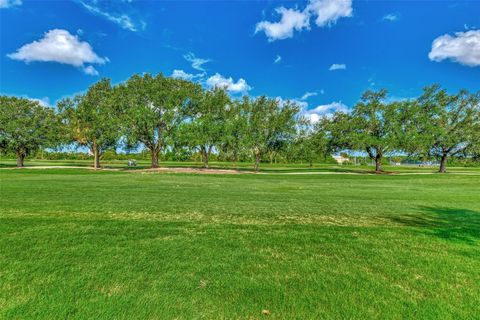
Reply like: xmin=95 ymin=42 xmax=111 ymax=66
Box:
xmin=388 ymin=99 xmax=424 ymax=156
xmin=118 ymin=73 xmax=201 ymax=167
xmin=322 ymin=89 xmax=397 ymax=172
xmin=58 ymin=79 xmax=121 ymax=168
xmin=415 ymin=85 xmax=480 ymax=172
xmin=4 ymin=78 xmax=479 ymax=172
xmin=286 ymin=120 xmax=330 ymax=165
xmin=0 ymin=96 xmax=61 ymax=166
xmin=178 ymin=87 xmax=231 ymax=168
xmin=242 ymin=96 xmax=300 ymax=171
xmin=218 ymin=99 xmax=248 ymax=163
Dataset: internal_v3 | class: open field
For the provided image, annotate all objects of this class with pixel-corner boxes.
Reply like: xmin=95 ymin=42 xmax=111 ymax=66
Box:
xmin=1 ymin=168 xmax=480 ymax=319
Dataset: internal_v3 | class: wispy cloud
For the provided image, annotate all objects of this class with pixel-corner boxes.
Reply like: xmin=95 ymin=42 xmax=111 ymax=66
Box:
xmin=329 ymin=63 xmax=346 ymax=71
xmin=382 ymin=13 xmax=398 ymax=22
xmin=274 ymin=55 xmax=282 ymax=64
xmin=0 ymin=0 xmax=21 ymax=9
xmin=184 ymin=52 xmax=211 ymax=71
xmin=79 ymin=1 xmax=144 ymax=32
xmin=301 ymin=91 xmax=317 ymax=100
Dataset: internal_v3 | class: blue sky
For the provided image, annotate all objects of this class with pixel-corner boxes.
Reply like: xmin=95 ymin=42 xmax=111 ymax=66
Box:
xmin=1 ymin=0 xmax=479 ymax=121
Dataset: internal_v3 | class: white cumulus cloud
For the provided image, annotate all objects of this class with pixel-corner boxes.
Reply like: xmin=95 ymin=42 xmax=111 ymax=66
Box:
xmin=255 ymin=0 xmax=352 ymax=41
xmin=428 ymin=30 xmax=480 ymax=67
xmin=255 ymin=7 xmax=310 ymax=41
xmin=276 ymin=97 xmax=309 ymax=109
xmin=306 ymin=0 xmax=352 ymax=27
xmin=29 ymin=97 xmax=53 ymax=108
xmin=7 ymin=29 xmax=107 ymax=75
xmin=329 ymin=63 xmax=346 ymax=70
xmin=171 ymin=69 xmax=194 ymax=80
xmin=0 ymin=0 xmax=21 ymax=8
xmin=206 ymin=73 xmax=251 ymax=93
xmin=171 ymin=69 xmax=204 ymax=81
xmin=303 ymin=102 xmax=349 ymax=122
xmin=83 ymin=65 xmax=99 ymax=76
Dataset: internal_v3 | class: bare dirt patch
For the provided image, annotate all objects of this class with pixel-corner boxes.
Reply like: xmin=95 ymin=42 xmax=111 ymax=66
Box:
xmin=137 ymin=167 xmax=247 ymax=174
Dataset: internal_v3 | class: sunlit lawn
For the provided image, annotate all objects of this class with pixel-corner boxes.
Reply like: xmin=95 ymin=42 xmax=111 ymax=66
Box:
xmin=1 ymin=168 xmax=479 ymax=318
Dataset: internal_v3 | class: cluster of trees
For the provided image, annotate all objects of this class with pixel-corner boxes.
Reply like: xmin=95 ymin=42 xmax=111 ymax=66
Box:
xmin=321 ymin=87 xmax=480 ymax=172
xmin=1 ymin=73 xmax=479 ymax=173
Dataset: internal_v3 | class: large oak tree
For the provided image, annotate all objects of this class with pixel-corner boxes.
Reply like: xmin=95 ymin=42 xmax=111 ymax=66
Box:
xmin=0 ymin=96 xmax=60 ymax=167
xmin=179 ymin=87 xmax=231 ymax=168
xmin=58 ymin=79 xmax=121 ymax=169
xmin=242 ymin=96 xmax=299 ymax=172
xmin=119 ymin=73 xmax=200 ymax=168
xmin=323 ymin=90 xmax=396 ymax=172
xmin=416 ymin=85 xmax=479 ymax=173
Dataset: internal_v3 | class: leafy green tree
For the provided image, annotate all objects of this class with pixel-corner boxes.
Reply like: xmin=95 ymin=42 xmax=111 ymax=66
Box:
xmin=288 ymin=120 xmax=329 ymax=166
xmin=242 ymin=96 xmax=299 ymax=172
xmin=387 ymin=99 xmax=424 ymax=156
xmin=179 ymin=87 xmax=230 ymax=168
xmin=58 ymin=79 xmax=121 ymax=169
xmin=416 ymin=85 xmax=480 ymax=173
xmin=470 ymin=127 xmax=480 ymax=162
xmin=118 ymin=73 xmax=200 ymax=168
xmin=0 ymin=96 xmax=61 ymax=167
xmin=323 ymin=90 xmax=396 ymax=172
xmin=219 ymin=99 xmax=248 ymax=166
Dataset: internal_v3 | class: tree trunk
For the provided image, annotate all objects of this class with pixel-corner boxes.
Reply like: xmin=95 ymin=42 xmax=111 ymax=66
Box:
xmin=203 ymin=151 xmax=209 ymax=168
xmin=93 ymin=147 xmax=100 ymax=170
xmin=254 ymin=151 xmax=261 ymax=172
xmin=232 ymin=152 xmax=238 ymax=169
xmin=16 ymin=150 xmax=25 ymax=167
xmin=375 ymin=155 xmax=382 ymax=172
xmin=439 ymin=153 xmax=448 ymax=173
xmin=200 ymin=147 xmax=209 ymax=168
xmin=151 ymin=148 xmax=160 ymax=168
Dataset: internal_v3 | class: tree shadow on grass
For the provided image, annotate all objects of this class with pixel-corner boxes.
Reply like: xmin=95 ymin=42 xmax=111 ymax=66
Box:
xmin=387 ymin=207 xmax=480 ymax=244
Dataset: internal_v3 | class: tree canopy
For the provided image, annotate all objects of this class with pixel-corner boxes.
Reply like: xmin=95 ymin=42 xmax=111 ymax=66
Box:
xmin=321 ymin=90 xmax=397 ymax=172
xmin=2 ymin=74 xmax=478 ymax=173
xmin=118 ymin=73 xmax=201 ymax=167
xmin=242 ymin=96 xmax=300 ymax=171
xmin=58 ymin=78 xmax=120 ymax=169
xmin=179 ymin=87 xmax=230 ymax=168
xmin=0 ymin=96 xmax=60 ymax=167
xmin=415 ymin=85 xmax=480 ymax=172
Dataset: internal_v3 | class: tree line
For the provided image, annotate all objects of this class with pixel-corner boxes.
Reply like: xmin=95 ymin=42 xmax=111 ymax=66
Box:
xmin=1 ymin=73 xmax=479 ymax=173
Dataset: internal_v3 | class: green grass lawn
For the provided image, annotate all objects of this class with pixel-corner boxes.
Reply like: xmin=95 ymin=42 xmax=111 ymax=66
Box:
xmin=1 ymin=169 xmax=479 ymax=319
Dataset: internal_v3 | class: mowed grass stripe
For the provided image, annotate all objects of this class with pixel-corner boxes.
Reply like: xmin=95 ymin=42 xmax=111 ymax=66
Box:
xmin=0 ymin=169 xmax=479 ymax=319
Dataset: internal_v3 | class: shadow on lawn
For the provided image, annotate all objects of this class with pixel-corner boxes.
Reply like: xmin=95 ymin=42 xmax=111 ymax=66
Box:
xmin=388 ymin=207 xmax=480 ymax=244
